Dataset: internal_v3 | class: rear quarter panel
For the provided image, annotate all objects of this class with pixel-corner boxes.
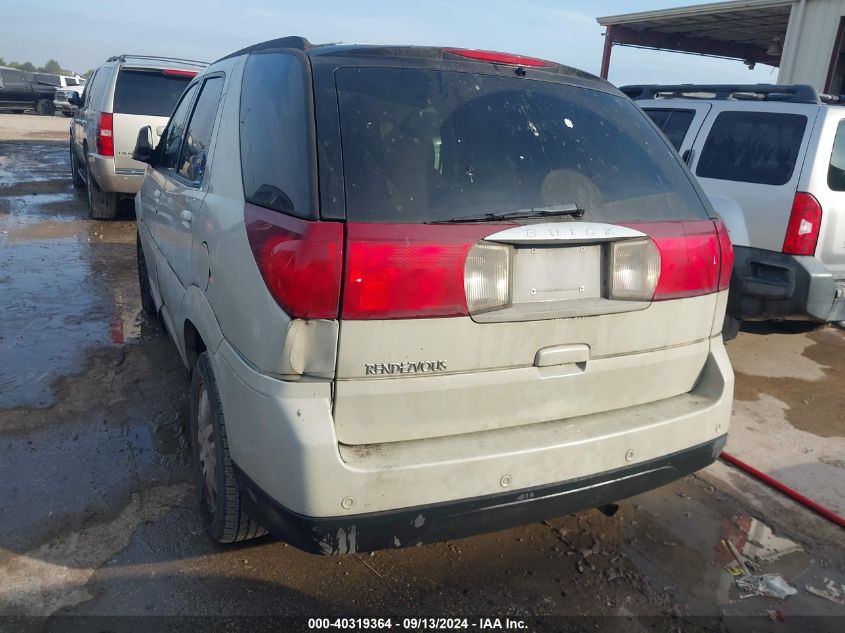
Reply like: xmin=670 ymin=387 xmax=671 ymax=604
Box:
xmin=801 ymin=109 xmax=845 ymax=279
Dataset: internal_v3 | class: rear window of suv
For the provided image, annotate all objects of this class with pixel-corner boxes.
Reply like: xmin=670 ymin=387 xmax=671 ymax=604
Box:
xmin=335 ymin=68 xmax=708 ymax=224
xmin=642 ymin=108 xmax=695 ymax=151
xmin=696 ymin=111 xmax=807 ymax=186
xmin=113 ymin=68 xmax=193 ymax=117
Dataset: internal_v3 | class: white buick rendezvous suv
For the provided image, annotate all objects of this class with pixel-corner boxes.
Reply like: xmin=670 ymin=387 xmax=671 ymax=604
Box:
xmin=132 ymin=37 xmax=735 ymax=553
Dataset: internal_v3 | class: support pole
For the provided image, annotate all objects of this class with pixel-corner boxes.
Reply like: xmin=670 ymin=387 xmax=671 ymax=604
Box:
xmin=600 ymin=25 xmax=614 ymax=80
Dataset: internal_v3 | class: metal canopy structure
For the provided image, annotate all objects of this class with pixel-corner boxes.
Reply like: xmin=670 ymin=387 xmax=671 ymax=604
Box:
xmin=597 ymin=0 xmax=795 ymax=78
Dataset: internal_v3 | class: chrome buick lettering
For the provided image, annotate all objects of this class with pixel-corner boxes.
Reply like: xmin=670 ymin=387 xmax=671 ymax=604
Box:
xmin=365 ymin=361 xmax=447 ymax=376
xmin=487 ymin=222 xmax=645 ymax=245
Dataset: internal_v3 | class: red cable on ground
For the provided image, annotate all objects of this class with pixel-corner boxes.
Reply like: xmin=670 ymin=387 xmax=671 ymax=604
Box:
xmin=720 ymin=451 xmax=845 ymax=529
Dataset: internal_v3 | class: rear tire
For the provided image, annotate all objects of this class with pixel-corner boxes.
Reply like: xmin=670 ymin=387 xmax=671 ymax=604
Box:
xmin=35 ymin=99 xmax=55 ymax=116
xmin=722 ymin=315 xmax=741 ymax=342
xmin=190 ymin=352 xmax=266 ymax=544
xmin=136 ymin=231 xmax=157 ymax=318
xmin=70 ymin=142 xmax=84 ymax=188
xmin=85 ymin=151 xmax=119 ymax=220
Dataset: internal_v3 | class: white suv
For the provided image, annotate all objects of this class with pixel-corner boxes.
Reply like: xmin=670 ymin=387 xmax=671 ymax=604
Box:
xmin=626 ymin=84 xmax=845 ymax=331
xmin=133 ymin=38 xmax=734 ymax=552
xmin=69 ymin=55 xmax=207 ymax=219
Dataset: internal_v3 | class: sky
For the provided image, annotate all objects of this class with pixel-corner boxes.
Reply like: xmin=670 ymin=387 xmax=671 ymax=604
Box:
xmin=0 ymin=0 xmax=780 ymax=86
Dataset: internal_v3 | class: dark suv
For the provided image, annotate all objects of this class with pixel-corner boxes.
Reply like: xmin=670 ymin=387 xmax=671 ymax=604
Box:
xmin=0 ymin=67 xmax=56 ymax=115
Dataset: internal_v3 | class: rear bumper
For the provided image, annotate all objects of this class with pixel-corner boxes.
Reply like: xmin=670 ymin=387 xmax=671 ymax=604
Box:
xmin=728 ymin=246 xmax=845 ymax=322
xmin=233 ymin=435 xmax=727 ymax=554
xmin=87 ymin=152 xmax=145 ymax=194
xmin=212 ymin=334 xmax=733 ymax=534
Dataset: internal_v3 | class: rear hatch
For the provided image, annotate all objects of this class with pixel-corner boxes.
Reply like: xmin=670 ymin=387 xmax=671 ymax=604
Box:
xmin=111 ymin=67 xmax=197 ymax=170
xmin=325 ymin=57 xmax=731 ymax=445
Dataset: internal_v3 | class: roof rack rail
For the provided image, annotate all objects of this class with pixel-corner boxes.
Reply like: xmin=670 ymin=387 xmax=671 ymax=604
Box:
xmin=106 ymin=54 xmax=208 ymax=67
xmin=620 ymin=84 xmax=821 ymax=105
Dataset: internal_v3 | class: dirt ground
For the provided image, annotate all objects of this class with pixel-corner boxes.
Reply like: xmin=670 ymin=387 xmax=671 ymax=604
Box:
xmin=1 ymin=114 xmax=843 ymax=632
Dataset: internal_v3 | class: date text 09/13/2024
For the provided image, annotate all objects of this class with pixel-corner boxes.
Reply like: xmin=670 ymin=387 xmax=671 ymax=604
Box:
xmin=307 ymin=618 xmax=528 ymax=630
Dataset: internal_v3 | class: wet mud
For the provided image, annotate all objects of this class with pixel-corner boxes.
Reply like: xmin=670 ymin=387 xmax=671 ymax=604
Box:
xmin=733 ymin=328 xmax=845 ymax=438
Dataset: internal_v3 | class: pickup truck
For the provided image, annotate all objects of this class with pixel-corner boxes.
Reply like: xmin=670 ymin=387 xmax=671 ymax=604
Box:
xmin=0 ymin=67 xmax=57 ymax=115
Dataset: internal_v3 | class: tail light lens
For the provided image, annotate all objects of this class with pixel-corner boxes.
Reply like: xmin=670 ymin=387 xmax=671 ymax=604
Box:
xmin=715 ymin=219 xmax=734 ymax=290
xmin=464 ymin=242 xmax=511 ymax=314
xmin=97 ymin=113 xmax=113 ymax=157
xmin=782 ymin=193 xmax=822 ymax=256
xmin=625 ymin=221 xmax=724 ymax=301
xmin=608 ymin=238 xmax=661 ymax=300
xmin=244 ymin=204 xmax=343 ymax=319
xmin=342 ymin=224 xmax=493 ymax=320
xmin=443 ymin=48 xmax=557 ymax=68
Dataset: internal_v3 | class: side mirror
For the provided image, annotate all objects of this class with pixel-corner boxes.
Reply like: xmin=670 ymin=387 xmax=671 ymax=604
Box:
xmin=132 ymin=126 xmax=156 ymax=165
xmin=68 ymin=92 xmax=81 ymax=107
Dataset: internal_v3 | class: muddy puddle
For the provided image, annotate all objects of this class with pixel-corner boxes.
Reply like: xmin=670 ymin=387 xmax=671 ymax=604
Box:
xmin=0 ymin=142 xmax=147 ymax=409
xmin=619 ymin=479 xmax=845 ymax=618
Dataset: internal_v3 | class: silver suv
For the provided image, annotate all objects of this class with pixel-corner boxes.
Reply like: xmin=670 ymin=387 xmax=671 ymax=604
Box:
xmin=69 ymin=55 xmax=207 ymax=219
xmin=133 ymin=37 xmax=734 ymax=552
xmin=626 ymin=84 xmax=845 ymax=331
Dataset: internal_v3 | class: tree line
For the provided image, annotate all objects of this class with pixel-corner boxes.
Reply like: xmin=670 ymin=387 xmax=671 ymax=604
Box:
xmin=0 ymin=57 xmax=93 ymax=78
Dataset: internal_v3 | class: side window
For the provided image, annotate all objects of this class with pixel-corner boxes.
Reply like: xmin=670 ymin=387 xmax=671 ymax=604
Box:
xmin=643 ymin=108 xmax=695 ymax=151
xmin=81 ymin=71 xmax=96 ymax=106
xmin=160 ymin=83 xmax=199 ymax=170
xmin=86 ymin=67 xmax=113 ymax=110
xmin=240 ymin=52 xmax=314 ymax=218
xmin=177 ymin=77 xmax=224 ymax=183
xmin=696 ymin=111 xmax=807 ymax=186
xmin=1 ymin=69 xmax=24 ymax=85
xmin=828 ymin=120 xmax=845 ymax=191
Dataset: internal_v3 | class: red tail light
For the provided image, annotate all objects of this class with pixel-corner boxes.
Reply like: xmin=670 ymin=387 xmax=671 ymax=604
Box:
xmin=97 ymin=113 xmax=113 ymax=157
xmin=715 ymin=219 xmax=734 ymax=290
xmin=342 ymin=224 xmax=493 ymax=319
xmin=627 ymin=220 xmax=723 ymax=301
xmin=443 ymin=48 xmax=557 ymax=68
xmin=162 ymin=68 xmax=198 ymax=77
xmin=782 ymin=193 xmax=822 ymax=256
xmin=244 ymin=204 xmax=343 ymax=319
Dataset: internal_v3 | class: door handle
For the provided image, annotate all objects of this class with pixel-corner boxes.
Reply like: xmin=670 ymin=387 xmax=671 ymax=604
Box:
xmin=180 ymin=209 xmax=193 ymax=224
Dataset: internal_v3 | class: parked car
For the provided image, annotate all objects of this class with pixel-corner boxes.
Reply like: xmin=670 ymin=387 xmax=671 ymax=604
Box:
xmin=51 ymin=75 xmax=87 ymax=117
xmin=133 ymin=37 xmax=735 ymax=552
xmin=624 ymin=84 xmax=845 ymax=333
xmin=69 ymin=54 xmax=207 ymax=219
xmin=0 ymin=66 xmax=57 ymax=115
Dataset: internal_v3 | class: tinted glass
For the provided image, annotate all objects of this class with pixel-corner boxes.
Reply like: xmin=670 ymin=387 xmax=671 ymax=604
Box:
xmin=177 ymin=77 xmax=223 ymax=183
xmin=696 ymin=111 xmax=807 ymax=186
xmin=644 ymin=108 xmax=695 ymax=151
xmin=828 ymin=120 xmax=845 ymax=191
xmin=336 ymin=68 xmax=708 ymax=223
xmin=86 ymin=67 xmax=112 ymax=109
xmin=1 ymin=69 xmax=24 ymax=83
xmin=113 ymin=69 xmax=193 ymax=116
xmin=35 ymin=74 xmax=60 ymax=86
xmin=66 ymin=78 xmax=80 ymax=87
xmin=240 ymin=53 xmax=313 ymax=218
xmin=161 ymin=83 xmax=199 ymax=170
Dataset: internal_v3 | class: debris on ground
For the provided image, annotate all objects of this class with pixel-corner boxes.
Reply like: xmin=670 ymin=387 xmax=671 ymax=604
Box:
xmin=805 ymin=577 xmax=845 ymax=605
xmin=736 ymin=574 xmax=798 ymax=600
xmin=766 ymin=609 xmax=785 ymax=622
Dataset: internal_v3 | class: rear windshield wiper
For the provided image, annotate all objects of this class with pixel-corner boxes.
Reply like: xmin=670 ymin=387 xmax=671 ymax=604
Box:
xmin=428 ymin=203 xmax=587 ymax=224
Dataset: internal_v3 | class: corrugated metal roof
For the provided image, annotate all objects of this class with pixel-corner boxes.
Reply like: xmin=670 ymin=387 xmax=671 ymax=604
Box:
xmin=597 ymin=0 xmax=794 ymax=65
